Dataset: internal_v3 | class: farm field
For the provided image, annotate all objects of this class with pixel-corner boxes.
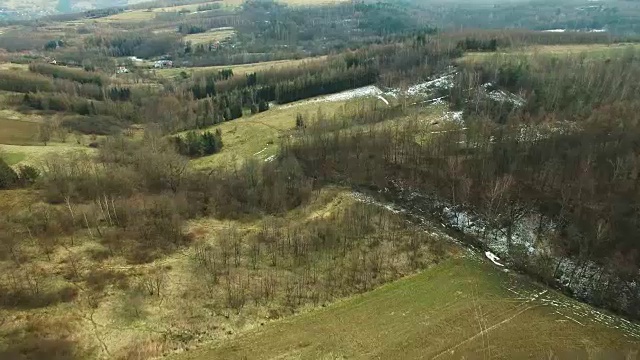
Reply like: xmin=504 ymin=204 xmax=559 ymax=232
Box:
xmin=175 ymin=257 xmax=640 ymax=359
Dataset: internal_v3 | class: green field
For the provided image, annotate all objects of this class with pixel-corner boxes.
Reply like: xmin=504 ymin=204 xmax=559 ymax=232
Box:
xmin=188 ymin=98 xmax=357 ymax=169
xmin=0 ymin=151 xmax=25 ymax=165
xmin=176 ymin=258 xmax=640 ymax=359
xmin=0 ymin=143 xmax=95 ymax=167
xmin=461 ymin=43 xmax=640 ymax=63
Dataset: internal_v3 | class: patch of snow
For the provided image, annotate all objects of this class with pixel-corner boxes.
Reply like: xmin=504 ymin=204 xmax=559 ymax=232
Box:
xmin=577 ymin=5 xmax=601 ymax=10
xmin=279 ymin=85 xmax=384 ymax=109
xmin=277 ymin=69 xmax=457 ymax=109
xmin=360 ymin=185 xmax=640 ymax=339
xmin=442 ymin=111 xmax=464 ymax=123
xmin=543 ymin=29 xmax=566 ymax=33
xmin=487 ymin=90 xmax=526 ymax=107
xmin=485 ymin=251 xmax=504 ymax=266
xmin=376 ymin=95 xmax=390 ymax=106
xmin=427 ymin=96 xmax=447 ymax=105
xmin=589 ymin=28 xmax=607 ymax=33
xmin=253 ymin=147 xmax=268 ymax=156
xmin=322 ymin=85 xmax=383 ymax=102
xmin=264 ymin=155 xmax=276 ymax=162
xmin=208 ymin=26 xmax=234 ymax=32
xmin=406 ymin=73 xmax=455 ymax=96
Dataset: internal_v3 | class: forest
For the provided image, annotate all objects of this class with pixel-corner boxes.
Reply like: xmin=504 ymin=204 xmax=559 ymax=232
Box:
xmin=1 ymin=0 xmax=640 ymax=359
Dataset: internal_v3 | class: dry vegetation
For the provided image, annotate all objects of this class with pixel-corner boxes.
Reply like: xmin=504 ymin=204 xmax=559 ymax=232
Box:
xmin=157 ymin=56 xmax=328 ymax=79
xmin=95 ymin=10 xmax=158 ymax=23
xmin=178 ymin=258 xmax=640 ymax=359
xmin=1 ymin=0 xmax=640 ymax=358
xmin=0 ymin=119 xmax=40 ymax=145
xmin=188 ymin=98 xmax=365 ymax=169
xmin=0 ymin=183 xmax=451 ymax=359
xmin=184 ymin=29 xmax=235 ymax=45
xmin=460 ymin=42 xmax=640 ymax=63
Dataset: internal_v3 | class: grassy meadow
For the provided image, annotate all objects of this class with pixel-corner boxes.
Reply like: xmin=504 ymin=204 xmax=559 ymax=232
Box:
xmin=184 ymin=29 xmax=236 ymax=45
xmin=176 ymin=257 xmax=640 ymax=359
xmin=158 ymin=56 xmax=328 ymax=79
xmin=461 ymin=43 xmax=640 ymax=63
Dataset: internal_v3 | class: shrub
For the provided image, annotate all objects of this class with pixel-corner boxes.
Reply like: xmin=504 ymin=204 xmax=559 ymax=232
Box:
xmin=61 ymin=115 xmax=126 ymax=135
xmin=0 ymin=71 xmax=54 ymax=93
xmin=0 ymin=158 xmax=18 ymax=189
xmin=28 ymin=63 xmax=106 ymax=86
xmin=171 ymin=130 xmax=223 ymax=158
xmin=17 ymin=165 xmax=40 ymax=186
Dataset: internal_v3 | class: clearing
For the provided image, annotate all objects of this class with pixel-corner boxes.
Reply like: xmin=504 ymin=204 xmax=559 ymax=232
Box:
xmin=95 ymin=10 xmax=157 ymax=23
xmin=0 ymin=143 xmax=95 ymax=167
xmin=462 ymin=43 xmax=640 ymax=63
xmin=0 ymin=151 xmax=25 ymax=165
xmin=221 ymin=0 xmax=351 ymax=5
xmin=175 ymin=257 xmax=640 ymax=359
xmin=157 ymin=56 xmax=328 ymax=78
xmin=184 ymin=28 xmax=236 ymax=45
xmin=152 ymin=2 xmax=223 ymax=12
xmin=0 ymin=63 xmax=28 ymax=72
xmin=0 ymin=118 xmax=39 ymax=145
xmin=188 ymin=98 xmax=352 ymax=169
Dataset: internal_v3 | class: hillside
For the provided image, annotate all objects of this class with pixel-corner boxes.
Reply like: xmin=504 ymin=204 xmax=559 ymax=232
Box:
xmin=1 ymin=0 xmax=640 ymax=359
xmin=0 ymin=0 xmax=141 ymax=19
xmin=177 ymin=258 xmax=640 ymax=359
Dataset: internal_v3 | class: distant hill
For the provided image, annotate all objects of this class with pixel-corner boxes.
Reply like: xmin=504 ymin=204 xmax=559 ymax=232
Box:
xmin=0 ymin=0 xmax=144 ymax=19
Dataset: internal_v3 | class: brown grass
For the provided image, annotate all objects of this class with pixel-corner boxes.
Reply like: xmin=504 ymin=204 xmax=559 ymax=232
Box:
xmin=184 ymin=29 xmax=235 ymax=45
xmin=96 ymin=10 xmax=157 ymax=23
xmin=158 ymin=55 xmax=328 ymax=79
xmin=461 ymin=43 xmax=640 ymax=63
xmin=0 ymin=118 xmax=39 ymax=145
xmin=114 ymin=337 xmax=170 ymax=360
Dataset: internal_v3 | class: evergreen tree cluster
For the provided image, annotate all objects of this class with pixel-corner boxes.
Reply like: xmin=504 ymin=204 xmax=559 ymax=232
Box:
xmin=29 ymin=63 xmax=105 ymax=86
xmin=190 ymin=74 xmax=217 ymax=99
xmin=172 ymin=130 xmax=224 ymax=158
xmin=0 ymin=159 xmax=39 ymax=189
xmin=197 ymin=3 xmax=222 ymax=12
xmin=455 ymin=37 xmax=498 ymax=52
xmin=108 ymin=87 xmax=132 ymax=102
xmin=84 ymin=33 xmax=181 ymax=59
xmin=274 ymin=66 xmax=379 ymax=104
xmin=178 ymin=24 xmax=207 ymax=35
